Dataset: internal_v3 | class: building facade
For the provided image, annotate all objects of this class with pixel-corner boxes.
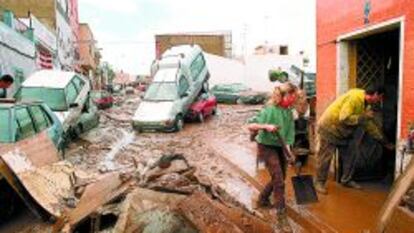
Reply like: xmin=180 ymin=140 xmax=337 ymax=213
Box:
xmin=0 ymin=9 xmax=36 ymax=97
xmin=79 ymin=23 xmax=100 ymax=88
xmin=155 ymin=31 xmax=232 ymax=59
xmin=21 ymin=13 xmax=57 ymax=69
xmin=0 ymin=0 xmax=78 ymax=70
xmin=317 ymin=0 xmax=414 ymax=176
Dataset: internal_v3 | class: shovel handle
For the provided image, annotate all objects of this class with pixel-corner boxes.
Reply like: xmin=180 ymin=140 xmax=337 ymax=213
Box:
xmin=273 ymin=131 xmax=295 ymax=165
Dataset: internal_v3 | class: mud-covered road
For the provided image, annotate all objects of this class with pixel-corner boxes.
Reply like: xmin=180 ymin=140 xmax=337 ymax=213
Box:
xmin=1 ymin=92 xmax=307 ymax=233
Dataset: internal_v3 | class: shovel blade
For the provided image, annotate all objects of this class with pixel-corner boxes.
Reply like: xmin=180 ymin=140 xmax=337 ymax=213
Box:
xmin=291 ymin=174 xmax=318 ymax=205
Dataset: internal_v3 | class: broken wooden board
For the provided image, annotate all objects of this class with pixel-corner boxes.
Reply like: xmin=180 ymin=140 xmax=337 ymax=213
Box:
xmin=1 ymin=150 xmax=73 ymax=218
xmin=210 ymin=198 xmax=274 ymax=233
xmin=0 ymin=131 xmax=61 ymax=165
xmin=113 ymin=187 xmax=186 ymax=233
xmin=383 ymin=206 xmax=414 ymax=233
xmin=1 ymin=148 xmax=135 ymax=231
xmin=67 ymin=172 xmax=134 ymax=226
xmin=177 ymin=192 xmax=246 ymax=233
xmin=378 ymin=156 xmax=414 ymax=232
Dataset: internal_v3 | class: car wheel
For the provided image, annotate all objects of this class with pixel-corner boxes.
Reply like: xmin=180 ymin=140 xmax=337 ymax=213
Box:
xmin=202 ymin=81 xmax=209 ymax=93
xmin=236 ymin=98 xmax=242 ymax=105
xmin=75 ymin=124 xmax=83 ymax=136
xmin=198 ymin=112 xmax=204 ymax=123
xmin=212 ymin=105 xmax=217 ymax=115
xmin=174 ymin=115 xmax=184 ymax=132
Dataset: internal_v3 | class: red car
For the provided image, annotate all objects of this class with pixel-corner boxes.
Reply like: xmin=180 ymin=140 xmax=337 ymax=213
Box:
xmin=186 ymin=93 xmax=217 ymax=122
xmin=91 ymin=90 xmax=114 ymax=109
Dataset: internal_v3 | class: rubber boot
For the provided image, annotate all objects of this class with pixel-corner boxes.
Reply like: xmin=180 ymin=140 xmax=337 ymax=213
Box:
xmin=257 ymin=184 xmax=273 ymax=208
xmin=275 ymin=209 xmax=292 ymax=233
xmin=314 ymin=181 xmax=328 ymax=194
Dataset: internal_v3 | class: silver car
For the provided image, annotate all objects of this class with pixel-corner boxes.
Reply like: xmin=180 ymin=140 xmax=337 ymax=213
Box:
xmin=132 ymin=45 xmax=209 ymax=132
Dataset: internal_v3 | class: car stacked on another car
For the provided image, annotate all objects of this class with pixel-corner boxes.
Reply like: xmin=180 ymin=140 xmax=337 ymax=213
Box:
xmin=16 ymin=70 xmax=99 ymax=140
xmin=185 ymin=92 xmax=217 ymax=122
xmin=132 ymin=44 xmax=210 ymax=132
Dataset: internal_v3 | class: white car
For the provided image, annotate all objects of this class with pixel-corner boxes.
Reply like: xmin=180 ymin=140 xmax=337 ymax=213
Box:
xmin=133 ymin=45 xmax=210 ymax=132
xmin=17 ymin=70 xmax=99 ymax=138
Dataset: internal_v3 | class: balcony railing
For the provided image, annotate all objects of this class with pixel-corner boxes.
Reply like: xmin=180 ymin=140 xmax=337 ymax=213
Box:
xmin=0 ymin=7 xmax=32 ymax=40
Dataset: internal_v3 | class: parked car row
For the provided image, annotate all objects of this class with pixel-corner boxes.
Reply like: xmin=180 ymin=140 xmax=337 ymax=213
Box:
xmin=132 ymin=44 xmax=214 ymax=132
xmin=211 ymin=83 xmax=268 ymax=105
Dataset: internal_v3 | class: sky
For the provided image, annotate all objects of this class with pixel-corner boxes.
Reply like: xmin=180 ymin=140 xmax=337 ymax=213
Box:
xmin=79 ymin=0 xmax=316 ymax=75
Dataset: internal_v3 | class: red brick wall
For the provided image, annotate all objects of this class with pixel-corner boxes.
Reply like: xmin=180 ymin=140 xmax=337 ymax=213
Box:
xmin=317 ymin=0 xmax=414 ymax=137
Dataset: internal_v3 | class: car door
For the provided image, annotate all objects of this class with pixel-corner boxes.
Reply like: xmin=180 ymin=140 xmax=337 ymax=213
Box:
xmin=14 ymin=107 xmax=37 ymax=142
xmin=29 ymin=105 xmax=62 ymax=147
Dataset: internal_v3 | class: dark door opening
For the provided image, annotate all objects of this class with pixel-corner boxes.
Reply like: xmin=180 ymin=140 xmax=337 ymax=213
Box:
xmin=351 ymin=28 xmax=400 ymax=185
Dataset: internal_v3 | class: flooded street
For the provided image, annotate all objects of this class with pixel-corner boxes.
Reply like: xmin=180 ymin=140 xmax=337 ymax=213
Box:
xmin=41 ymin=93 xmax=304 ymax=232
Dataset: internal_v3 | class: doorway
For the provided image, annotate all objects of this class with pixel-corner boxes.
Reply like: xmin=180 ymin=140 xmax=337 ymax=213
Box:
xmin=337 ymin=19 xmax=403 ymax=186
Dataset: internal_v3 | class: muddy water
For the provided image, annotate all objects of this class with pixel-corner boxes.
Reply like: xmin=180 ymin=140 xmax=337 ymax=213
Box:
xmin=99 ymin=130 xmax=135 ymax=171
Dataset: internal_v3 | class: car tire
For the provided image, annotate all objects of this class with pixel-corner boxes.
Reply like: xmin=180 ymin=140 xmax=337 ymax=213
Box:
xmin=198 ymin=112 xmax=204 ymax=123
xmin=236 ymin=98 xmax=242 ymax=105
xmin=202 ymin=81 xmax=209 ymax=93
xmin=174 ymin=115 xmax=184 ymax=132
xmin=75 ymin=124 xmax=83 ymax=137
xmin=212 ymin=105 xmax=217 ymax=115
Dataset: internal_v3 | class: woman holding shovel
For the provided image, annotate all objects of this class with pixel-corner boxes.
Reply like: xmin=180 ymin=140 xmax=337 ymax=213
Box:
xmin=247 ymin=83 xmax=297 ymax=233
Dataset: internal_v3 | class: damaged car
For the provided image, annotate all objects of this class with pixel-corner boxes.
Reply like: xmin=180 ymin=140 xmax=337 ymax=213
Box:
xmin=185 ymin=92 xmax=217 ymax=122
xmin=133 ymin=45 xmax=210 ymax=132
xmin=0 ymin=99 xmax=65 ymax=152
xmin=16 ymin=70 xmax=99 ymax=140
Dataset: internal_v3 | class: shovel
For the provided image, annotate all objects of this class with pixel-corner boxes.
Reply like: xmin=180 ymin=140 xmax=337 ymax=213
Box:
xmin=274 ymin=131 xmax=318 ymax=205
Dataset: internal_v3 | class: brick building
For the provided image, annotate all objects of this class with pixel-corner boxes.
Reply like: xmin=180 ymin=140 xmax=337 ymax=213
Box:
xmin=155 ymin=31 xmax=232 ymax=59
xmin=79 ymin=23 xmax=101 ymax=87
xmin=317 ymin=0 xmax=414 ymax=177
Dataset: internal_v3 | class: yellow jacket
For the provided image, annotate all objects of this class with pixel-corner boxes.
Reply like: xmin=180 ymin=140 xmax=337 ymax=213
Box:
xmin=318 ymin=89 xmax=383 ymax=143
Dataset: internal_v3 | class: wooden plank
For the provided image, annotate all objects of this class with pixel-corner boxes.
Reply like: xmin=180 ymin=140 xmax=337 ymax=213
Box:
xmin=67 ymin=172 xmax=134 ymax=225
xmin=210 ymin=199 xmax=274 ymax=233
xmin=384 ymin=206 xmax=414 ymax=233
xmin=0 ymin=131 xmax=60 ymax=168
xmin=378 ymin=157 xmax=414 ymax=232
xmin=177 ymin=192 xmax=244 ymax=233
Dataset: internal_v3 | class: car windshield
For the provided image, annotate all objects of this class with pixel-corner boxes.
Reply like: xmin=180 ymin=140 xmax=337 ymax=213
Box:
xmin=0 ymin=108 xmax=12 ymax=143
xmin=18 ymin=87 xmax=67 ymax=111
xmin=144 ymin=82 xmax=177 ymax=101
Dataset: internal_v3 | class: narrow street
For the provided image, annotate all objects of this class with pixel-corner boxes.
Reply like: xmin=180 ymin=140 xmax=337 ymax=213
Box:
xmin=1 ymin=1 xmax=414 ymax=232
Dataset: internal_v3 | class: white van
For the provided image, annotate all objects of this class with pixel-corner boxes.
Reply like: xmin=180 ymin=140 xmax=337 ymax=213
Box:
xmin=133 ymin=45 xmax=210 ymax=132
xmin=17 ymin=70 xmax=99 ymax=138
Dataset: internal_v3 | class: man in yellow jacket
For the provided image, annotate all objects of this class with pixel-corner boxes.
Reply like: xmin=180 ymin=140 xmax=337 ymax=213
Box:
xmin=315 ymin=86 xmax=391 ymax=194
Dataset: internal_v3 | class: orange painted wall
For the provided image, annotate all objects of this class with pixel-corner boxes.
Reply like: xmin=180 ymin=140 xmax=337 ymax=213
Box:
xmin=317 ymin=0 xmax=414 ymax=137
